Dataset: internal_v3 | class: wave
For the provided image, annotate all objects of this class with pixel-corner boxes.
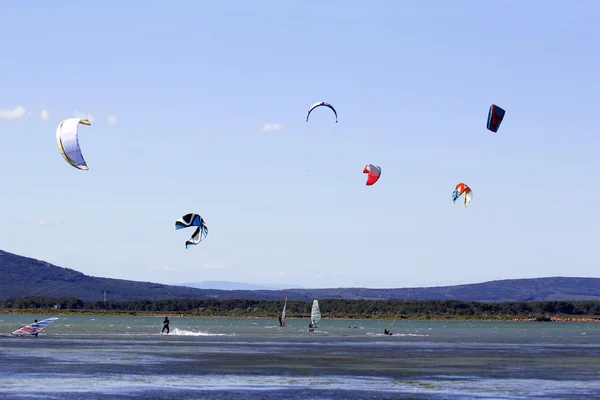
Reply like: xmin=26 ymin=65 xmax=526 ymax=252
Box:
xmin=167 ymin=328 xmax=230 ymax=337
xmin=367 ymin=332 xmax=430 ymax=337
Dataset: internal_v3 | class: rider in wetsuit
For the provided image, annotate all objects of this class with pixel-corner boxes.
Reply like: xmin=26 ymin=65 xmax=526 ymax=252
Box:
xmin=162 ymin=317 xmax=170 ymax=334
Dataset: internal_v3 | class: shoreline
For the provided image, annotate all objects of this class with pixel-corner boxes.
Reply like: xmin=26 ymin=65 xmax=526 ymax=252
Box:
xmin=1 ymin=309 xmax=598 ymax=322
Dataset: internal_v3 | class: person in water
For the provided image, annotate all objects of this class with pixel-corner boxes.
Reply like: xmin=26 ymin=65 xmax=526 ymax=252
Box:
xmin=162 ymin=317 xmax=170 ymax=334
xmin=278 ymin=315 xmax=283 ymax=327
xmin=384 ymin=328 xmax=393 ymax=335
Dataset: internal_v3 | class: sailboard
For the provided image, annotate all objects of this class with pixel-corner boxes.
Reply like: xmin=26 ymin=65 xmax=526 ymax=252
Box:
xmin=11 ymin=317 xmax=58 ymax=337
xmin=310 ymin=299 xmax=321 ymax=331
xmin=281 ymin=296 xmax=287 ymax=326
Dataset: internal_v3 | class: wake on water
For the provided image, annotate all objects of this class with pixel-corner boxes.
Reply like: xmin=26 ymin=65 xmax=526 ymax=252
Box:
xmin=162 ymin=328 xmax=231 ymax=337
xmin=366 ymin=332 xmax=429 ymax=337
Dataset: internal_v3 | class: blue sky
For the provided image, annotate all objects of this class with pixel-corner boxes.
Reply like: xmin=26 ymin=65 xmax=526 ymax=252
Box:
xmin=1 ymin=1 xmax=599 ymax=289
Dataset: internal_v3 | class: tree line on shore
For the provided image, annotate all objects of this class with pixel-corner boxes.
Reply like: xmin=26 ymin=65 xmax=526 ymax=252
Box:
xmin=1 ymin=296 xmax=599 ymax=320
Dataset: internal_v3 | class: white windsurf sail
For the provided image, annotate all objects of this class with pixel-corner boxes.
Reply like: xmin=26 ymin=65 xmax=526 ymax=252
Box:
xmin=11 ymin=317 xmax=58 ymax=336
xmin=311 ymin=299 xmax=321 ymax=326
xmin=281 ymin=296 xmax=287 ymax=325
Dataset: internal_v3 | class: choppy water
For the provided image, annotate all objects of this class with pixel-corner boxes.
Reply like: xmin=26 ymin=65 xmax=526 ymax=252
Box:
xmin=0 ymin=315 xmax=599 ymax=399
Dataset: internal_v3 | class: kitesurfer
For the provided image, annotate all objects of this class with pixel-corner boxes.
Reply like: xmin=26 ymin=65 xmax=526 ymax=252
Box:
xmin=384 ymin=329 xmax=392 ymax=336
xmin=162 ymin=317 xmax=170 ymax=334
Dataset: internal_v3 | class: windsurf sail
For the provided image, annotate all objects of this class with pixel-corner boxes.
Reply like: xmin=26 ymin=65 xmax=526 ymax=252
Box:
xmin=281 ymin=296 xmax=287 ymax=326
xmin=311 ymin=299 xmax=321 ymax=326
xmin=11 ymin=317 xmax=58 ymax=336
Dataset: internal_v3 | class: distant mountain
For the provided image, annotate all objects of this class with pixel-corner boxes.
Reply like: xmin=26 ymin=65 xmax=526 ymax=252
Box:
xmin=1 ymin=249 xmax=599 ymax=302
xmin=281 ymin=277 xmax=600 ymax=302
xmin=181 ymin=281 xmax=303 ymax=291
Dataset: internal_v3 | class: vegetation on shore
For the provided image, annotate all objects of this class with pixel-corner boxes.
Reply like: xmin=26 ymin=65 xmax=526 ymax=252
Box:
xmin=1 ymin=296 xmax=599 ymax=322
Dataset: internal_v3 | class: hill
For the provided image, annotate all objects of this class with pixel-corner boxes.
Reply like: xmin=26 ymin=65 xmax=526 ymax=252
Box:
xmin=181 ymin=281 xmax=303 ymax=290
xmin=0 ymin=250 xmax=284 ymax=302
xmin=1 ymin=249 xmax=599 ymax=302
xmin=282 ymin=277 xmax=600 ymax=302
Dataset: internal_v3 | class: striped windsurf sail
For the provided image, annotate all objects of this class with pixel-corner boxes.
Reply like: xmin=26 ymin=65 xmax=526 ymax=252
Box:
xmin=12 ymin=317 xmax=58 ymax=336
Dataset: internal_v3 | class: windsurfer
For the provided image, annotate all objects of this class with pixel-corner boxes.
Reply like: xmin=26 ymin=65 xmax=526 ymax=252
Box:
xmin=19 ymin=319 xmax=37 ymax=329
xmin=278 ymin=315 xmax=283 ymax=327
xmin=17 ymin=319 xmax=39 ymax=336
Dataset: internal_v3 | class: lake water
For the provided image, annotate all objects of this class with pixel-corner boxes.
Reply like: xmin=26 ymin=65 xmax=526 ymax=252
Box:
xmin=0 ymin=314 xmax=599 ymax=399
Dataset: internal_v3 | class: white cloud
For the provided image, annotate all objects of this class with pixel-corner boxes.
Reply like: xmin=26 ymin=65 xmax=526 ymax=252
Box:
xmin=0 ymin=106 xmax=26 ymax=120
xmin=107 ymin=116 xmax=117 ymax=125
xmin=260 ymin=123 xmax=284 ymax=132
xmin=40 ymin=109 xmax=49 ymax=120
xmin=74 ymin=110 xmax=94 ymax=123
